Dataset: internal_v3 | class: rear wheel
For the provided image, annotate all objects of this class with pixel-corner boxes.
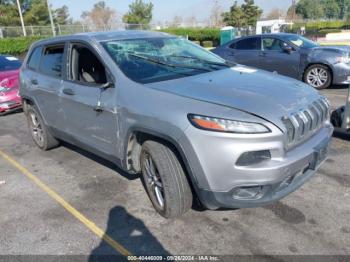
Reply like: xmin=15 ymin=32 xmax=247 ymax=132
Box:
xmin=26 ymin=106 xmax=59 ymax=150
xmin=303 ymin=64 xmax=332 ymax=90
xmin=140 ymin=140 xmax=193 ymax=218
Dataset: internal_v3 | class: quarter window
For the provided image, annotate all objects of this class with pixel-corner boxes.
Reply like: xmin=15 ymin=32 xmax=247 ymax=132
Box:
xmin=27 ymin=47 xmax=42 ymax=70
xmin=39 ymin=45 xmax=64 ymax=78
xmin=231 ymin=38 xmax=261 ymax=50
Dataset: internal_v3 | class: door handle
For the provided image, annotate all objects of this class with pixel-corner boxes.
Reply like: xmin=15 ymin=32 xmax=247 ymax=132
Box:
xmin=31 ymin=79 xmax=38 ymax=85
xmin=259 ymin=52 xmax=267 ymax=57
xmin=62 ymin=88 xmax=75 ymax=96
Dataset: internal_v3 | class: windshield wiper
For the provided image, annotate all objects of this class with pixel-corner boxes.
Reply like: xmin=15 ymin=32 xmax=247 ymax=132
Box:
xmin=129 ymin=53 xmax=212 ymax=72
xmin=169 ymin=55 xmax=232 ymax=67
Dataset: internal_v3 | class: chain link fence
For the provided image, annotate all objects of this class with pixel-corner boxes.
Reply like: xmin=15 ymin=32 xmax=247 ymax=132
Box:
xmin=0 ymin=23 xmax=153 ymax=38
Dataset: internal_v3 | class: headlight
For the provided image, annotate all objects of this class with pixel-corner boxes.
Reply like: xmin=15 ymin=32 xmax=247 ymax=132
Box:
xmin=336 ymin=54 xmax=350 ymax=64
xmin=188 ymin=114 xmax=270 ymax=134
xmin=0 ymin=78 xmax=11 ymax=94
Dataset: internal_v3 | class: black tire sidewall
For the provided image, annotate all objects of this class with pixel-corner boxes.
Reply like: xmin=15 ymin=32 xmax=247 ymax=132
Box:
xmin=140 ymin=144 xmax=169 ymax=217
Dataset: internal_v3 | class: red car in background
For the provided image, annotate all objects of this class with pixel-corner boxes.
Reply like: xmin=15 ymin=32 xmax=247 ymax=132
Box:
xmin=0 ymin=55 xmax=22 ymax=115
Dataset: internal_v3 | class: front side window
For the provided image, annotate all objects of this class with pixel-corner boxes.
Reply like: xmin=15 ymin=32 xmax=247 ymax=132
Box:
xmin=69 ymin=44 xmax=107 ymax=85
xmin=103 ymin=37 xmax=229 ymax=84
xmin=262 ymin=38 xmax=287 ymax=51
xmin=0 ymin=55 xmax=22 ymax=72
xmin=232 ymin=37 xmax=261 ymax=50
xmin=284 ymin=35 xmax=319 ymax=49
xmin=39 ymin=45 xmax=64 ymax=78
xmin=27 ymin=47 xmax=42 ymax=70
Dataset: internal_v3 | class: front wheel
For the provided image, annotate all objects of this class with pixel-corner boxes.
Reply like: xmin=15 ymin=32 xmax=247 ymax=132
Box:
xmin=303 ymin=64 xmax=332 ymax=90
xmin=140 ymin=141 xmax=193 ymax=218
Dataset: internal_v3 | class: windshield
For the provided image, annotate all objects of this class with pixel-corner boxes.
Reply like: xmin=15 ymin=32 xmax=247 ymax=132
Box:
xmin=103 ymin=37 xmax=230 ymax=84
xmin=0 ymin=56 xmax=22 ymax=72
xmin=284 ymin=35 xmax=319 ymax=49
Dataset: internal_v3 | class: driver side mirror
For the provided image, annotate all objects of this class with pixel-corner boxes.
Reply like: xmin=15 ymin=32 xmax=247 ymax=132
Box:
xmin=283 ymin=45 xmax=294 ymax=54
xmin=100 ymin=81 xmax=114 ymax=90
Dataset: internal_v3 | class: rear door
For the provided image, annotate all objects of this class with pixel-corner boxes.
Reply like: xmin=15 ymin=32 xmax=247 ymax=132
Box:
xmin=226 ymin=37 xmax=262 ymax=68
xmin=60 ymin=42 xmax=118 ymax=156
xmin=260 ymin=36 xmax=301 ymax=78
xmin=30 ymin=43 xmax=66 ymax=129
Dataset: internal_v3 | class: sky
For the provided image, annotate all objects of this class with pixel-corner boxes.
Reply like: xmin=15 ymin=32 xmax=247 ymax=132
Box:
xmin=49 ymin=0 xmax=292 ymax=23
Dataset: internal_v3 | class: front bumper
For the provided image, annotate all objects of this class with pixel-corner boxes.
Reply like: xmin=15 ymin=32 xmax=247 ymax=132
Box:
xmin=0 ymin=100 xmax=22 ymax=115
xmin=332 ymin=63 xmax=350 ymax=85
xmin=180 ymin=122 xmax=333 ymax=210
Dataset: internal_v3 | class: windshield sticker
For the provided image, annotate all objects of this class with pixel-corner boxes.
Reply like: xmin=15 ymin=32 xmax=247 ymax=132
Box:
xmin=5 ymin=57 xmax=18 ymax=61
xmin=231 ymin=66 xmax=257 ymax=73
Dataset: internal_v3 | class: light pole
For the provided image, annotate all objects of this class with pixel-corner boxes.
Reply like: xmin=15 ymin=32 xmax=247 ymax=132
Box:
xmin=16 ymin=0 xmax=27 ymax=36
xmin=46 ymin=0 xmax=56 ymax=36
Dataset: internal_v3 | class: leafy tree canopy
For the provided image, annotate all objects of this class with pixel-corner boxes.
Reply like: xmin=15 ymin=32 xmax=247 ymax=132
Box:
xmin=122 ymin=0 xmax=154 ymax=25
xmin=222 ymin=0 xmax=262 ymax=27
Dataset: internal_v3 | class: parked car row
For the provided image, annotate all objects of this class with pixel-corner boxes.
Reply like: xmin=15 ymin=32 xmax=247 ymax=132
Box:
xmin=213 ymin=33 xmax=350 ymax=90
xmin=16 ymin=31 xmax=334 ymax=218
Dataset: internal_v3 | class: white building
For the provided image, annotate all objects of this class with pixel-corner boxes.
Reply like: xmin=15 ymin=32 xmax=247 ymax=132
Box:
xmin=256 ymin=19 xmax=293 ymax=34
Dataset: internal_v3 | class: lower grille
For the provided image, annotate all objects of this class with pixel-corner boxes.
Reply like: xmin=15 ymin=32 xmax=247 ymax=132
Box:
xmin=282 ymin=98 xmax=329 ymax=148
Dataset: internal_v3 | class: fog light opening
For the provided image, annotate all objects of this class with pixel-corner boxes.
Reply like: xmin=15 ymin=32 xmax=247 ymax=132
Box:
xmin=232 ymin=186 xmax=264 ymax=200
xmin=236 ymin=150 xmax=271 ymax=166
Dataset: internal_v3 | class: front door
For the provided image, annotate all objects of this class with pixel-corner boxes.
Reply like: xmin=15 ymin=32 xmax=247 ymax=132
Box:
xmin=60 ymin=42 xmax=118 ymax=156
xmin=260 ymin=37 xmax=301 ymax=78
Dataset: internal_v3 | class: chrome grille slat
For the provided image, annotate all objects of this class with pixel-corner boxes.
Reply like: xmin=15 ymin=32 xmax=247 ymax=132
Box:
xmin=283 ymin=98 xmax=329 ymax=149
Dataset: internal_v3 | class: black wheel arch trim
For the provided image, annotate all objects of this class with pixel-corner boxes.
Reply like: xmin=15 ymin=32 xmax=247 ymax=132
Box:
xmin=123 ymin=126 xmax=204 ymax=199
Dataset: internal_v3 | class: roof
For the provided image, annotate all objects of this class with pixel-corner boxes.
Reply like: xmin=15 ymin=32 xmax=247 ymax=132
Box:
xmin=32 ymin=30 xmax=173 ymax=47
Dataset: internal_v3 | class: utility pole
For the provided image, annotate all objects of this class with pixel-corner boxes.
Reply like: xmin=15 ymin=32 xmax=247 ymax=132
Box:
xmin=16 ymin=0 xmax=26 ymax=36
xmin=46 ymin=0 xmax=56 ymax=36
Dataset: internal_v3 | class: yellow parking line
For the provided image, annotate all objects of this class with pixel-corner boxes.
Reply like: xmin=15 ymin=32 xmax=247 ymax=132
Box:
xmin=0 ymin=149 xmax=133 ymax=257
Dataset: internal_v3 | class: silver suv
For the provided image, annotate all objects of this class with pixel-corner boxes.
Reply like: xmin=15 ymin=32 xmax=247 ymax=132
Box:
xmin=20 ymin=31 xmax=333 ymax=218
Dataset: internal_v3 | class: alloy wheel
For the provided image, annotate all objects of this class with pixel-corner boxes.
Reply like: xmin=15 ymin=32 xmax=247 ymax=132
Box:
xmin=29 ymin=111 xmax=44 ymax=147
xmin=143 ymin=153 xmax=165 ymax=210
xmin=306 ymin=67 xmax=329 ymax=88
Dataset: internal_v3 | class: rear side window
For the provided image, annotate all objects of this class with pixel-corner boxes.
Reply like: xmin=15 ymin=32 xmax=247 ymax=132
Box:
xmin=231 ymin=38 xmax=261 ymax=50
xmin=39 ymin=45 xmax=64 ymax=78
xmin=27 ymin=47 xmax=42 ymax=70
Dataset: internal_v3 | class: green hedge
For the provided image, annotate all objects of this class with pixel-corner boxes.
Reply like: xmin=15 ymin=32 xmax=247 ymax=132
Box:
xmin=0 ymin=36 xmax=46 ymax=56
xmin=287 ymin=20 xmax=350 ymax=36
xmin=160 ymin=28 xmax=220 ymax=46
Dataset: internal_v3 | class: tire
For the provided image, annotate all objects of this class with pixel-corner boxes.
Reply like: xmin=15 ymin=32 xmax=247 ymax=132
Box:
xmin=140 ymin=140 xmax=193 ymax=218
xmin=303 ymin=64 xmax=332 ymax=90
xmin=26 ymin=105 xmax=59 ymax=151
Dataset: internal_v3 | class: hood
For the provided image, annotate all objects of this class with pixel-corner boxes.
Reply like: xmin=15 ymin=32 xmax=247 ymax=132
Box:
xmin=148 ymin=66 xmax=321 ymax=129
xmin=313 ymin=45 xmax=350 ymax=54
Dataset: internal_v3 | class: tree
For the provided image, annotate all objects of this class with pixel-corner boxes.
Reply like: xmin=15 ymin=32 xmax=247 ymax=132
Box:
xmin=222 ymin=1 xmax=245 ymax=27
xmin=222 ymin=0 xmax=262 ymax=27
xmin=265 ymin=8 xmax=285 ymax=19
xmin=81 ymin=1 xmax=117 ymax=29
xmin=210 ymin=0 xmax=223 ymax=27
xmin=54 ymin=5 xmax=70 ymax=25
xmin=122 ymin=0 xmax=153 ymax=25
xmin=241 ymin=0 xmax=263 ymax=26
xmin=322 ymin=0 xmax=340 ymax=19
xmin=336 ymin=0 xmax=350 ymax=19
xmin=23 ymin=0 xmax=50 ymax=26
xmin=295 ymin=0 xmax=325 ymax=19
xmin=0 ymin=1 xmax=21 ymax=26
xmin=171 ymin=15 xmax=182 ymax=27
